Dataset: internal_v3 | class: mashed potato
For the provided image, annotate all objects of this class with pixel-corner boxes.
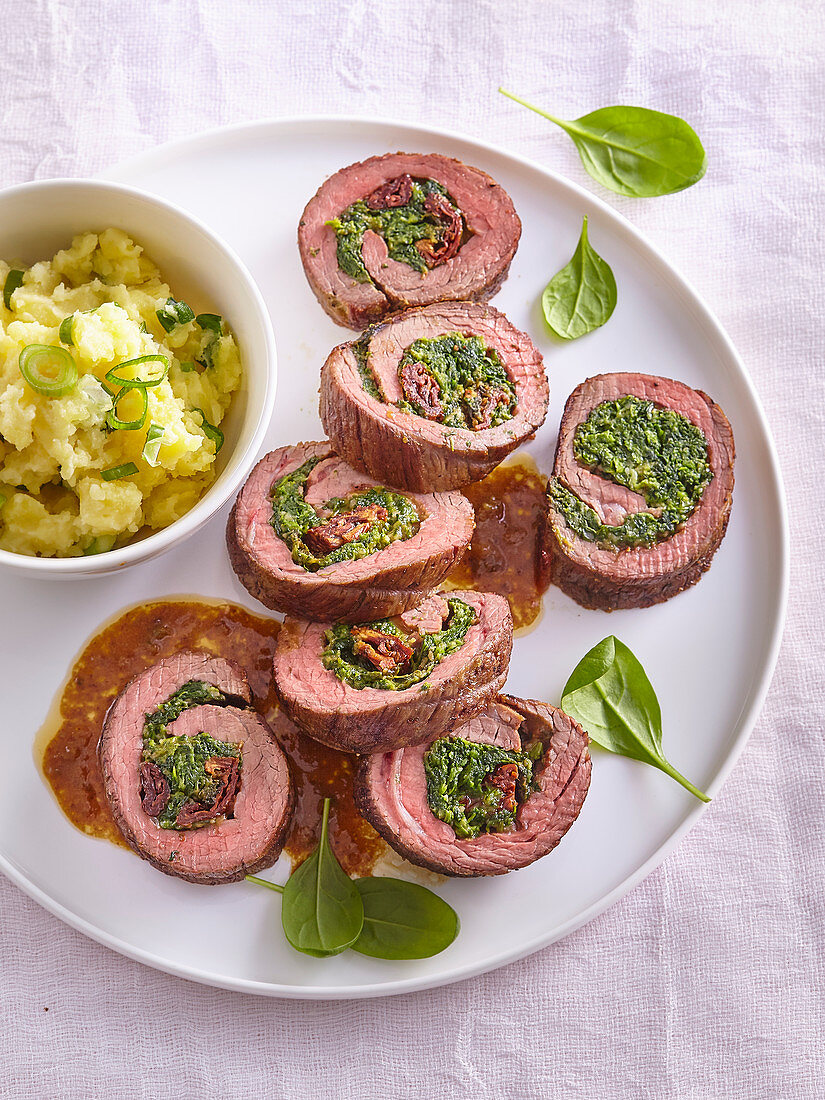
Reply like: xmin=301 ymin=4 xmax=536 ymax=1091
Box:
xmin=0 ymin=229 xmax=242 ymax=556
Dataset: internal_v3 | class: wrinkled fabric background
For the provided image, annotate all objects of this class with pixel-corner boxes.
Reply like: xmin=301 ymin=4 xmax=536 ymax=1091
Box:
xmin=1 ymin=1 xmax=822 ymax=1097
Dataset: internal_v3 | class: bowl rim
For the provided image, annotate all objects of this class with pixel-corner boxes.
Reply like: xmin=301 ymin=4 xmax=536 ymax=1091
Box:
xmin=0 ymin=176 xmax=276 ymax=573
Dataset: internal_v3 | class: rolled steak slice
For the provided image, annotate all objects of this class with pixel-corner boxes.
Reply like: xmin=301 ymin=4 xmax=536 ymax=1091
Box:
xmin=99 ymin=652 xmax=294 ymax=885
xmin=320 ymin=302 xmax=548 ymax=491
xmin=299 ymin=152 xmax=521 ymax=329
xmin=227 ymin=441 xmax=474 ymax=623
xmin=354 ymin=695 xmax=590 ymax=877
xmin=541 ymin=373 xmax=735 ymax=610
xmin=273 ymin=590 xmax=513 ymax=754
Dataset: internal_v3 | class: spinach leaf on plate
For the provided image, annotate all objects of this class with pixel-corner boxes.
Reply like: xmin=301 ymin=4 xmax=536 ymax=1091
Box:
xmin=246 ymin=800 xmax=461 ymax=961
xmin=352 ymin=877 xmax=459 ymax=960
xmin=542 ymin=217 xmax=616 ymax=340
xmin=561 ymin=636 xmax=710 ymax=802
xmin=280 ymin=798 xmax=364 ymax=957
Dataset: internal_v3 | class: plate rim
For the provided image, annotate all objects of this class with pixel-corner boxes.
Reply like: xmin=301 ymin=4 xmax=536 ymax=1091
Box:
xmin=1 ymin=113 xmax=789 ymax=999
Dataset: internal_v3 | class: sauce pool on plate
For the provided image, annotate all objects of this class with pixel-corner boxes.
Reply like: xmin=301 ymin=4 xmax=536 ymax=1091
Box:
xmin=36 ymin=597 xmax=386 ymax=877
xmin=446 ymin=454 xmax=549 ymax=630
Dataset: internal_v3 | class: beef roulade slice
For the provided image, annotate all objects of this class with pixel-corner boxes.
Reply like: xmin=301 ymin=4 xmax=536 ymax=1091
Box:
xmin=541 ymin=372 xmax=735 ymax=610
xmin=99 ymin=652 xmax=294 ymax=885
xmin=354 ymin=695 xmax=590 ymax=877
xmin=227 ymin=441 xmax=474 ymax=622
xmin=299 ymin=152 xmax=521 ymax=329
xmin=320 ymin=302 xmax=548 ymax=491
xmin=273 ymin=591 xmax=513 ymax=754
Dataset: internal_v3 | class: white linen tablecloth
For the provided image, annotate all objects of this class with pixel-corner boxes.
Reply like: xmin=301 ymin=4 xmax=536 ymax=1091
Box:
xmin=1 ymin=1 xmax=822 ymax=1096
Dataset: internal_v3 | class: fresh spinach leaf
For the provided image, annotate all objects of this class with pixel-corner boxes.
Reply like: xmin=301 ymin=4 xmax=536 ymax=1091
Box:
xmin=280 ymin=798 xmax=363 ymax=957
xmin=499 ymin=90 xmax=706 ymax=197
xmin=542 ymin=217 xmax=616 ymax=339
xmin=247 ymin=801 xmax=461 ymax=962
xmin=561 ymin=636 xmax=709 ymax=802
xmin=352 ymin=877 xmax=459 ymax=959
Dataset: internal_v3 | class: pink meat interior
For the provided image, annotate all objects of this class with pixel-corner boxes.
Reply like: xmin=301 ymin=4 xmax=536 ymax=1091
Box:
xmin=110 ymin=703 xmax=290 ymax=877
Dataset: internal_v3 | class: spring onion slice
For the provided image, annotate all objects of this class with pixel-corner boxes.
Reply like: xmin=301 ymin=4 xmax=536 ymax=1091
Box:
xmin=142 ymin=423 xmax=165 ymax=467
xmin=3 ymin=269 xmax=23 ymax=309
xmin=19 ymin=345 xmax=79 ymax=397
xmin=101 ymin=463 xmax=138 ymax=482
xmin=157 ymin=297 xmax=195 ymax=333
xmin=195 ymin=313 xmax=223 ymax=333
xmin=76 ymin=374 xmax=114 ymax=415
xmin=105 ymin=354 xmax=169 ymax=390
xmin=195 ymin=314 xmax=223 ymax=369
xmin=0 ymin=492 xmax=7 ymax=510
xmin=83 ymin=534 xmax=116 ymax=555
xmin=107 ymin=386 xmax=148 ymax=431
xmin=178 ymin=361 xmax=197 ymax=373
xmin=58 ymin=315 xmax=75 ymax=345
xmin=194 ymin=407 xmax=224 ymax=453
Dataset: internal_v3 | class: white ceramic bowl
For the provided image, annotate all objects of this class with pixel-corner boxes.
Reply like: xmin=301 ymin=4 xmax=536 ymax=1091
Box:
xmin=0 ymin=178 xmax=276 ymax=576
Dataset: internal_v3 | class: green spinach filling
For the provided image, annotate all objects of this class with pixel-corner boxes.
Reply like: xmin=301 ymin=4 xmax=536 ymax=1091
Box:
xmin=397 ymin=333 xmax=517 ymax=431
xmin=142 ymin=732 xmax=242 ymax=831
xmin=424 ymin=736 xmax=541 ymax=839
xmin=353 ymin=333 xmax=381 ymax=400
xmin=551 ymin=395 xmax=713 ymax=550
xmin=141 ymin=680 xmax=242 ymax=832
xmin=269 ymin=456 xmax=420 ymax=572
xmin=328 ymin=178 xmax=458 ymax=283
xmin=322 ymin=597 xmax=476 ymax=691
xmin=142 ymin=680 xmax=229 ymax=740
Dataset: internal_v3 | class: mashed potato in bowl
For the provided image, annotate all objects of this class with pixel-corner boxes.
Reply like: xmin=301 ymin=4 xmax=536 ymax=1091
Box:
xmin=0 ymin=228 xmax=242 ymax=556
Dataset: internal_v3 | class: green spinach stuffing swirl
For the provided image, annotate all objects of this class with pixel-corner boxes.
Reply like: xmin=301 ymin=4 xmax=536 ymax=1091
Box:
xmin=270 ymin=456 xmax=420 ymax=572
xmin=322 ymin=597 xmax=476 ymax=691
xmin=424 ymin=735 xmax=541 ymax=839
xmin=140 ymin=680 xmax=243 ymax=832
xmin=328 ymin=176 xmax=464 ymax=285
xmin=551 ymin=395 xmax=713 ymax=550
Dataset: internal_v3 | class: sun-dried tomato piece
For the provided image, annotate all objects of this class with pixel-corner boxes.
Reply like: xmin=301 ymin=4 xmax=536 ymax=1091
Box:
xmin=400 ymin=359 xmax=443 ymax=420
xmin=417 ymin=191 xmax=463 ymax=267
xmin=140 ymin=761 xmax=170 ymax=817
xmin=304 ymin=503 xmax=389 ymax=556
xmin=175 ymin=754 xmax=242 ymax=828
xmin=485 ymin=762 xmax=519 ymax=812
xmin=366 ymin=174 xmax=413 ymax=210
xmin=204 ymin=755 xmax=242 ymax=817
xmin=351 ymin=627 xmax=414 ymax=674
xmin=465 ymin=385 xmax=513 ymax=430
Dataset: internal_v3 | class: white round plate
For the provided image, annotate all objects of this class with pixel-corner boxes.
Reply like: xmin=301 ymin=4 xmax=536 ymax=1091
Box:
xmin=0 ymin=118 xmax=787 ymax=999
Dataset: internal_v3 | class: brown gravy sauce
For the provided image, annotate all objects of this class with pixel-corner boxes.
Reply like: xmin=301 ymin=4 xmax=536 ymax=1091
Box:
xmin=446 ymin=454 xmax=549 ymax=631
xmin=36 ymin=597 xmax=386 ymax=877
